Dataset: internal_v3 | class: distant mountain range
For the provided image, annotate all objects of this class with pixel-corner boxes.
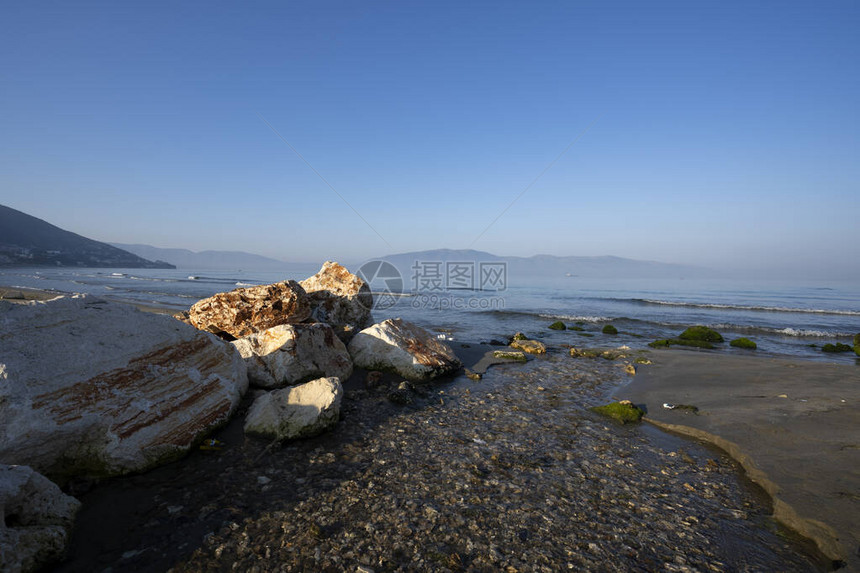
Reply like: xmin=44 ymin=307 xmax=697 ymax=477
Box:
xmin=0 ymin=204 xmax=174 ymax=269
xmin=112 ymin=244 xmax=295 ymax=271
xmin=368 ymin=249 xmax=710 ymax=283
xmin=0 ymin=202 xmax=710 ymax=278
xmin=109 ymin=244 xmax=710 ymax=278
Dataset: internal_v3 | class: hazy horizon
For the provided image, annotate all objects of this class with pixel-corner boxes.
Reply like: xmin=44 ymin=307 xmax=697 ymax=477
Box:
xmin=2 ymin=2 xmax=858 ymax=281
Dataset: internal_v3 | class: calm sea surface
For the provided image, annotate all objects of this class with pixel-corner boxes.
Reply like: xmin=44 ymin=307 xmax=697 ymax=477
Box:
xmin=1 ymin=266 xmax=858 ymax=363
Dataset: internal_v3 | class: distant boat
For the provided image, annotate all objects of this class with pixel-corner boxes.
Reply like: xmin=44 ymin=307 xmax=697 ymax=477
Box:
xmin=565 ymin=273 xmax=578 ymax=277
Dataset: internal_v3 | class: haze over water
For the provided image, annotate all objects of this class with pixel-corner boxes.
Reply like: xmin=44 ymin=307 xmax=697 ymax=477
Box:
xmin=2 ymin=266 xmax=857 ymax=363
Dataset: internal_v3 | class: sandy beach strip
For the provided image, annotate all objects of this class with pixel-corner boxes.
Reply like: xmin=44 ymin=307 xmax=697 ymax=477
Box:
xmin=620 ymin=349 xmax=860 ymax=569
xmin=0 ymin=284 xmax=64 ymax=302
xmin=0 ymin=284 xmax=180 ymax=315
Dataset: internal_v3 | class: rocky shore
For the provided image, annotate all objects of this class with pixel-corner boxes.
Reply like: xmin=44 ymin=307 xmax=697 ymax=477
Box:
xmin=56 ymin=348 xmax=824 ymax=572
xmin=0 ymin=264 xmax=836 ymax=571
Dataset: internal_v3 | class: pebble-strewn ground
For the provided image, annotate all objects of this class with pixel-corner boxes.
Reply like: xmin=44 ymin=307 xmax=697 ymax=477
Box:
xmin=56 ymin=348 xmax=825 ymax=572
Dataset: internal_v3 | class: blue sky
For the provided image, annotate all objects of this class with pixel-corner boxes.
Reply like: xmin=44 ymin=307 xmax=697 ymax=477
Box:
xmin=1 ymin=1 xmax=858 ymax=278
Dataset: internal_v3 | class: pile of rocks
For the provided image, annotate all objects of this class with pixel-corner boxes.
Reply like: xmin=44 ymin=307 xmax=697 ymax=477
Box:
xmin=0 ymin=261 xmax=461 ymax=571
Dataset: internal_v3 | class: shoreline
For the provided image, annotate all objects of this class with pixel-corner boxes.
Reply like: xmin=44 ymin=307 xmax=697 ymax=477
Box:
xmin=3 ymin=285 xmax=842 ymax=570
xmin=620 ymin=350 xmax=860 ymax=569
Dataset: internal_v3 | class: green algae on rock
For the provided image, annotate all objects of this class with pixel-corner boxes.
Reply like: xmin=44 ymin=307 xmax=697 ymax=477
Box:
xmin=492 ymin=350 xmax=528 ymax=362
xmin=648 ymin=338 xmax=715 ymax=350
xmin=679 ymin=326 xmax=724 ymax=343
xmin=589 ymin=400 xmax=644 ymax=424
xmin=602 ymin=324 xmax=618 ymax=335
xmin=569 ymin=348 xmax=602 ymax=358
xmin=548 ymin=321 xmax=566 ymax=330
xmin=730 ymin=337 xmax=757 ymax=350
xmin=822 ymin=343 xmax=853 ymax=353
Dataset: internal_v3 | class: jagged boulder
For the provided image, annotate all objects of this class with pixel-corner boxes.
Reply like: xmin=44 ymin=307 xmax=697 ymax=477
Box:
xmin=0 ymin=296 xmax=248 ymax=482
xmin=300 ymin=261 xmax=373 ymax=338
xmin=244 ymin=377 xmax=343 ymax=440
xmin=348 ymin=318 xmax=462 ymax=381
xmin=0 ymin=464 xmax=81 ymax=573
xmin=187 ymin=280 xmax=311 ymax=339
xmin=232 ymin=323 xmax=353 ymax=389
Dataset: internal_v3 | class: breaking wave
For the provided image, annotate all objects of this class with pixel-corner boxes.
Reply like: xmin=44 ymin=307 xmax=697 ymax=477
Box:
xmin=634 ymin=298 xmax=860 ymax=316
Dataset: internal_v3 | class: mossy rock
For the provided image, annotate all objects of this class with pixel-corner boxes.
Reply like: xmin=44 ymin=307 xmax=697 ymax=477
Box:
xmin=822 ymin=343 xmax=853 ymax=353
xmin=854 ymin=333 xmax=860 ymax=356
xmin=569 ymin=326 xmax=585 ymax=332
xmin=730 ymin=337 xmax=757 ymax=350
xmin=548 ymin=321 xmax=566 ymax=331
xmin=511 ymin=332 xmax=528 ymax=341
xmin=678 ymin=326 xmax=724 ymax=343
xmin=672 ymin=404 xmax=699 ymax=414
xmin=570 ymin=348 xmax=602 ymax=358
xmin=648 ymin=338 xmax=715 ymax=350
xmin=493 ymin=350 xmax=527 ymax=362
xmin=602 ymin=324 xmax=618 ymax=335
xmin=589 ymin=401 xmax=644 ymax=424
xmin=576 ymin=332 xmax=594 ymax=338
xmin=600 ymin=350 xmax=625 ymax=360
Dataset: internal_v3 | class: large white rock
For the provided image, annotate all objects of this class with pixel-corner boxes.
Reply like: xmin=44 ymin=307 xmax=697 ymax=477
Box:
xmin=347 ymin=318 xmax=462 ymax=381
xmin=231 ymin=323 xmax=353 ymax=389
xmin=300 ymin=261 xmax=373 ymax=336
xmin=0 ymin=464 xmax=81 ymax=573
xmin=244 ymin=377 xmax=343 ymax=440
xmin=0 ymin=296 xmax=248 ymax=482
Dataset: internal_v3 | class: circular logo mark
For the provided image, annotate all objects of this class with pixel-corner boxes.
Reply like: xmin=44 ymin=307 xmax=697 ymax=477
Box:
xmin=357 ymin=260 xmax=403 ymax=310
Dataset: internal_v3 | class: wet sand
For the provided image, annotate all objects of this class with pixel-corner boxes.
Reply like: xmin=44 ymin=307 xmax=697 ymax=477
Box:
xmin=621 ymin=349 xmax=860 ymax=569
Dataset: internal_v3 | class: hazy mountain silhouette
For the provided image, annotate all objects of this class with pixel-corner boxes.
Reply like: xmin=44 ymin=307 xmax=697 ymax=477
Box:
xmin=369 ymin=248 xmax=710 ymax=282
xmin=112 ymin=243 xmax=296 ymax=271
xmin=0 ymin=205 xmax=174 ymax=269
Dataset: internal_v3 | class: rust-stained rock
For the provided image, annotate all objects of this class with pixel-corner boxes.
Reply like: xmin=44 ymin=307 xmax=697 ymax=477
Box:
xmin=300 ymin=261 xmax=373 ymax=337
xmin=187 ymin=280 xmax=311 ymax=339
xmin=0 ymin=464 xmax=81 ymax=573
xmin=0 ymin=296 xmax=248 ymax=483
xmin=232 ymin=323 xmax=353 ymax=389
xmin=347 ymin=318 xmax=461 ymax=381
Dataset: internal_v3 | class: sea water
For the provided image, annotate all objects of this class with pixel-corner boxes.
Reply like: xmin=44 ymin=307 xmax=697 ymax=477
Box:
xmin=1 ymin=267 xmax=858 ymax=363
